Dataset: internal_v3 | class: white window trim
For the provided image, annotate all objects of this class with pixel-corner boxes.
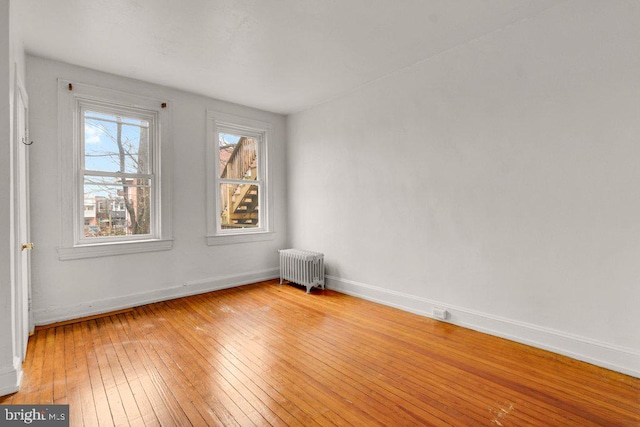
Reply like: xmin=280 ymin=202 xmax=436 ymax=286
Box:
xmin=206 ymin=110 xmax=274 ymax=245
xmin=57 ymin=80 xmax=173 ymax=260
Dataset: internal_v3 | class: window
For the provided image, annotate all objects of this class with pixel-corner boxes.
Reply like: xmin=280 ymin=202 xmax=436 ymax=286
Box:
xmin=82 ymin=109 xmax=153 ymax=240
xmin=57 ymin=80 xmax=173 ymax=260
xmin=206 ymin=111 xmax=273 ymax=245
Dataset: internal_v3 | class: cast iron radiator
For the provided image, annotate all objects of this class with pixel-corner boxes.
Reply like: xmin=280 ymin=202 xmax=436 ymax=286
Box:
xmin=279 ymin=249 xmax=325 ymax=293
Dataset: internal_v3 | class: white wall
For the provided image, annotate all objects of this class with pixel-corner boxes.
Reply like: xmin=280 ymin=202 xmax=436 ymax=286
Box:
xmin=287 ymin=0 xmax=640 ymax=377
xmin=26 ymin=55 xmax=287 ymax=324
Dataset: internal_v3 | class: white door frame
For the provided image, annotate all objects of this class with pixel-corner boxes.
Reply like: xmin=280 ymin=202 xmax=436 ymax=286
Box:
xmin=12 ymin=68 xmax=32 ymax=361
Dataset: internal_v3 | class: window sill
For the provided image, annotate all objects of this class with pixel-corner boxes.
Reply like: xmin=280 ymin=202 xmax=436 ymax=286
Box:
xmin=57 ymin=239 xmax=173 ymax=261
xmin=206 ymin=231 xmax=274 ymax=246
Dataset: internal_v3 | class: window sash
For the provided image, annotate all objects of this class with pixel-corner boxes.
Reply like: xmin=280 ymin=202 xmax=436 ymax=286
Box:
xmin=215 ymin=126 xmax=265 ymax=234
xmin=80 ymin=104 xmax=154 ymax=174
xmin=218 ymin=131 xmax=260 ymax=181
xmin=79 ymin=173 xmax=156 ymax=243
xmin=76 ymin=101 xmax=160 ymax=244
xmin=219 ymin=182 xmax=261 ymax=230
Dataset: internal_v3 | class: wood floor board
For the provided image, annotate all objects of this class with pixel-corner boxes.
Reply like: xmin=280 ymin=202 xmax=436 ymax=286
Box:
xmin=262 ymin=282 xmax=637 ymax=423
xmin=252 ymin=285 xmax=559 ymax=425
xmin=158 ymin=298 xmax=308 ymax=426
xmin=35 ymin=308 xmax=134 ymax=331
xmin=225 ymin=286 xmax=540 ymax=426
xmin=102 ymin=316 xmax=160 ymax=426
xmin=359 ymin=301 xmax=635 ymax=407
xmin=250 ymin=300 xmax=536 ymax=426
xmin=315 ymin=284 xmax=635 ymax=398
xmin=192 ymin=284 xmax=556 ymax=424
xmin=137 ymin=303 xmax=258 ymax=426
xmin=201 ymin=289 xmax=414 ymax=426
xmin=1 ymin=279 xmax=638 ymax=426
xmin=52 ymin=327 xmax=67 ymax=403
xmin=118 ymin=312 xmax=198 ymax=427
xmin=80 ymin=320 xmax=116 ymax=427
xmin=265 ymin=282 xmax=636 ymax=425
xmin=143 ymin=301 xmax=261 ymax=427
xmin=180 ymin=294 xmax=416 ymax=422
xmin=119 ymin=312 xmax=213 ymax=427
xmin=37 ymin=328 xmax=56 ymax=403
xmin=217 ymin=286 xmax=475 ymax=426
xmin=160 ymin=300 xmax=350 ymax=427
xmin=177 ymin=293 xmax=371 ymax=426
xmin=62 ymin=324 xmax=83 ymax=424
xmin=91 ymin=318 xmax=138 ymax=427
xmin=70 ymin=322 xmax=100 ymax=427
xmin=108 ymin=314 xmax=169 ymax=425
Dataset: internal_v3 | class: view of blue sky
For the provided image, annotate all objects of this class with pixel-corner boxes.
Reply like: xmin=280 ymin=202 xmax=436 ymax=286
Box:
xmin=83 ymin=111 xmax=150 ymax=199
xmin=220 ymin=132 xmax=241 ymax=147
xmin=84 ymin=111 xmax=148 ymax=174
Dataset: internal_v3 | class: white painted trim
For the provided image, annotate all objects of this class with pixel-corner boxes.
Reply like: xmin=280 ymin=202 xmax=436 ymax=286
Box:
xmin=57 ymin=238 xmax=173 ymax=260
xmin=326 ymin=275 xmax=640 ymax=379
xmin=0 ymin=357 xmax=22 ymax=397
xmin=206 ymin=231 xmax=275 ymax=246
xmin=33 ymin=268 xmax=280 ymax=326
xmin=11 ymin=63 xmax=31 ymax=365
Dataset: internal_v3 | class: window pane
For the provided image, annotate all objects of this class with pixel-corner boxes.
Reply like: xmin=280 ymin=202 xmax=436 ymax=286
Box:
xmin=84 ymin=177 xmax=151 ymax=237
xmin=85 ymin=111 xmax=149 ymax=127
xmin=219 ymin=132 xmax=258 ymax=180
xmin=220 ymin=183 xmax=259 ymax=229
xmin=85 ymin=111 xmax=150 ymax=174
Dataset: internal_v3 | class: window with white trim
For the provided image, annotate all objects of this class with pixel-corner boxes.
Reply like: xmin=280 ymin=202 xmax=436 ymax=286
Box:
xmin=57 ymin=80 xmax=173 ymax=260
xmin=81 ymin=107 xmax=154 ymax=241
xmin=206 ymin=111 xmax=272 ymax=245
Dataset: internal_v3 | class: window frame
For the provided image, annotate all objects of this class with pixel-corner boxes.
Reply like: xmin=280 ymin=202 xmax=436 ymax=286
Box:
xmin=57 ymin=80 xmax=173 ymax=260
xmin=78 ymin=101 xmax=158 ymax=245
xmin=206 ymin=110 xmax=273 ymax=245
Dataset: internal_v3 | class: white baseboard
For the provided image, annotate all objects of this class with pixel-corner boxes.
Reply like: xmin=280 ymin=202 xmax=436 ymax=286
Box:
xmin=0 ymin=357 xmax=23 ymax=397
xmin=326 ymin=275 xmax=640 ymax=379
xmin=34 ymin=268 xmax=280 ymax=326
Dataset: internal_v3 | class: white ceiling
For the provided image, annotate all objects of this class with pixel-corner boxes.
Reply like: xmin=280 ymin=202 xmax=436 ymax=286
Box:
xmin=14 ymin=0 xmax=561 ymax=115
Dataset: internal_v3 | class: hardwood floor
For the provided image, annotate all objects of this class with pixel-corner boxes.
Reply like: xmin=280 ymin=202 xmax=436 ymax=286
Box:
xmin=1 ymin=279 xmax=638 ymax=426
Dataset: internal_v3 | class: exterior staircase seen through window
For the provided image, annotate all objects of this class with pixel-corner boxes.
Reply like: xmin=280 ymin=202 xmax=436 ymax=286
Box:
xmin=220 ymin=137 xmax=259 ymax=228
